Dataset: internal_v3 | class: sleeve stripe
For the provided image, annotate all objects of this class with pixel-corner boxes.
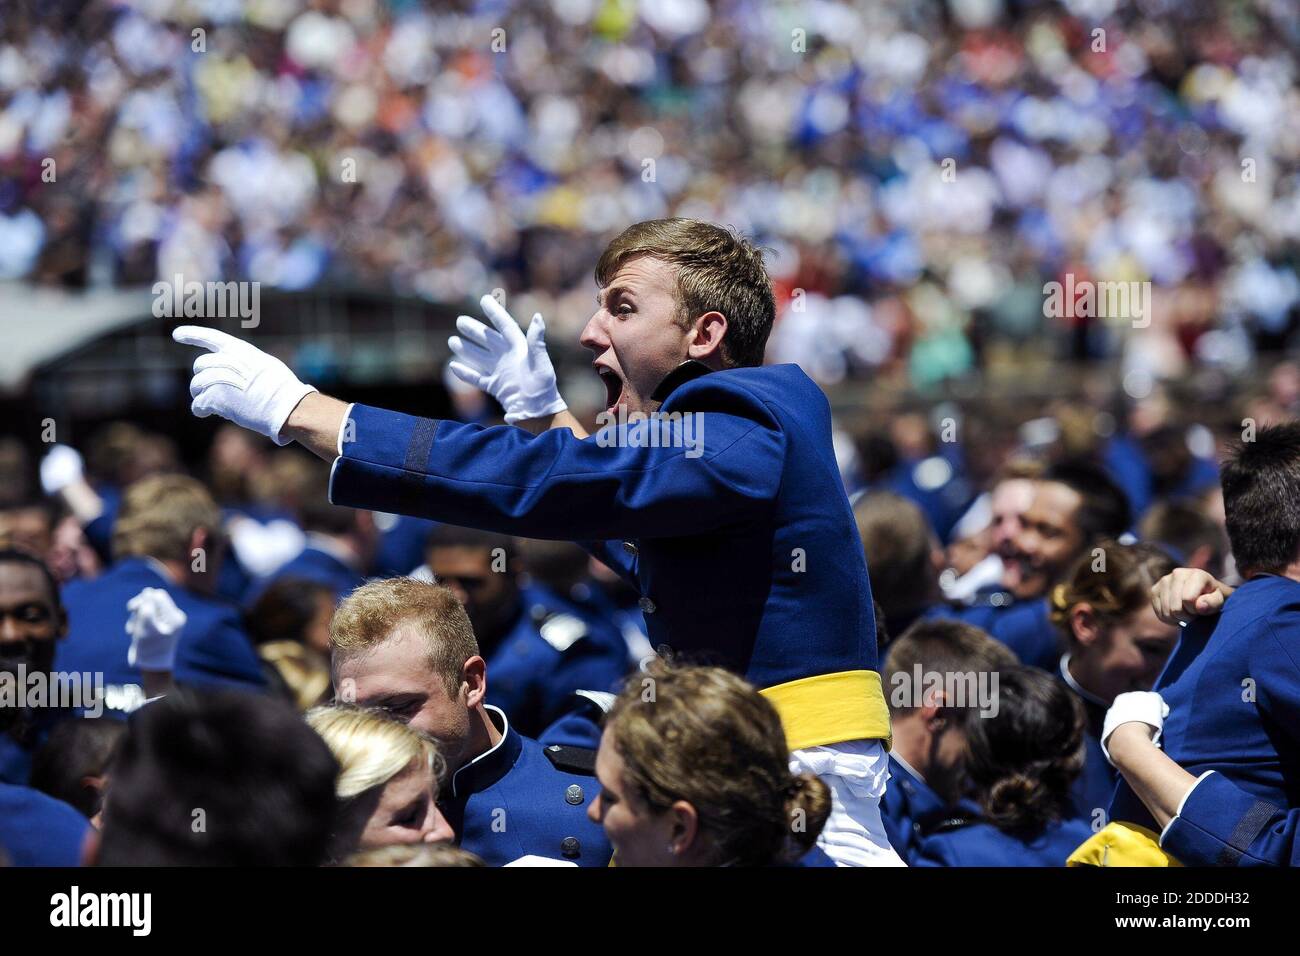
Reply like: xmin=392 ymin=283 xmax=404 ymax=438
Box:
xmin=403 ymin=417 xmax=438 ymax=473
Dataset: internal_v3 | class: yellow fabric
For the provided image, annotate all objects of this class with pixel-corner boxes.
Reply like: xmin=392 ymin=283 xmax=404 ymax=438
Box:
xmin=1067 ymin=821 xmax=1184 ymax=867
xmin=760 ymin=670 xmax=892 ymax=752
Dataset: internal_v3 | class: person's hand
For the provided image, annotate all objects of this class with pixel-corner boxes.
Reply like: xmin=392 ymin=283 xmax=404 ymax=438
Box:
xmin=1150 ymin=568 xmax=1233 ymax=625
xmin=1101 ymin=691 xmax=1169 ymax=766
xmin=125 ymin=587 xmax=186 ymax=672
xmin=447 ymin=294 xmax=567 ymax=425
xmin=173 ymin=327 xmax=317 ymax=445
xmin=39 ymin=444 xmax=85 ymax=496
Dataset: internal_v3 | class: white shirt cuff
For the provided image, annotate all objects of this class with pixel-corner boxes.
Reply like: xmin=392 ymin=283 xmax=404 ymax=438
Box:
xmin=337 ymin=402 xmax=356 ymax=457
xmin=1159 ymin=770 xmax=1216 ymax=844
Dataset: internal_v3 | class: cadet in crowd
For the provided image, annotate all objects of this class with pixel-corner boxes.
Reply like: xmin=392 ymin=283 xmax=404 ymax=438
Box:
xmin=915 ymin=666 xmax=1092 ymax=866
xmin=423 ymin=526 xmax=629 ymax=738
xmin=1048 ymin=541 xmax=1177 ymax=819
xmin=0 ymin=549 xmax=70 ymax=784
xmin=306 ymin=704 xmax=454 ymax=861
xmin=1098 ymin=423 xmax=1300 ymax=866
xmin=57 ymin=475 xmax=265 ymax=716
xmin=591 ymin=662 xmax=834 ymax=867
xmin=90 ymin=689 xmax=339 ymax=866
xmin=880 ymin=619 xmax=1016 ymax=863
xmin=957 ymin=461 xmax=1132 ymax=670
xmin=329 ymin=577 xmax=611 ymax=866
xmin=175 ymin=218 xmax=899 ymax=865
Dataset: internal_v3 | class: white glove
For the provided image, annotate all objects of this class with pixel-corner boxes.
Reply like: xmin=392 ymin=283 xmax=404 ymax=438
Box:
xmin=40 ymin=444 xmax=85 ymax=495
xmin=173 ymin=326 xmax=317 ymax=445
xmin=1101 ymin=691 xmax=1170 ymax=766
xmin=447 ymin=294 xmax=567 ymax=424
xmin=125 ymin=587 xmax=187 ymax=672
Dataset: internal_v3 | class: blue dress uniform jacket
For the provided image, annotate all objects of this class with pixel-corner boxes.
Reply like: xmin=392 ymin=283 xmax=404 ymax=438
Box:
xmin=329 ymin=363 xmax=891 ymax=750
xmin=442 ymin=706 xmax=610 ymax=866
xmin=57 ymin=557 xmax=265 ymax=717
xmin=1056 ymin=658 xmax=1118 ymax=821
xmin=486 ymin=585 xmax=630 ymax=739
xmin=879 ymin=755 xmax=952 ymax=864
xmin=955 ymin=589 xmax=1059 ymax=672
xmin=914 ymin=815 xmax=1094 ymax=867
xmin=0 ymin=782 xmax=91 ymax=866
xmin=1109 ymin=575 xmax=1300 ymax=866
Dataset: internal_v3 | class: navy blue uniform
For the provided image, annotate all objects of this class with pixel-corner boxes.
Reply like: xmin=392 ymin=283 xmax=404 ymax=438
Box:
xmin=57 ymin=557 xmax=265 ymax=717
xmin=879 ymin=755 xmax=979 ymax=864
xmin=955 ymin=587 xmax=1059 ymax=671
xmin=441 ymin=706 xmax=610 ymax=866
xmin=1056 ymin=656 xmax=1118 ymax=821
xmin=1110 ymin=575 xmax=1300 ymax=866
xmin=0 ymin=782 xmax=91 ymax=866
xmin=485 ymin=585 xmax=630 ymax=738
xmin=914 ymin=815 xmax=1094 ymax=866
xmin=328 ymin=363 xmax=890 ymax=750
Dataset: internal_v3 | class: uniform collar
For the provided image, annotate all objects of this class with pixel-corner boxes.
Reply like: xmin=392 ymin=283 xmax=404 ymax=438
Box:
xmin=1058 ymin=654 xmax=1109 ymax=708
xmin=449 ymin=705 xmax=521 ymax=799
xmin=650 ymin=359 xmax=713 ymax=403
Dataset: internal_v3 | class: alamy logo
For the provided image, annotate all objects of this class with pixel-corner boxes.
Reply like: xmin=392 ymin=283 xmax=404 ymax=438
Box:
xmin=50 ymin=886 xmax=151 ymax=936
xmin=1043 ymin=274 xmax=1151 ymax=328
xmin=152 ymin=274 xmax=260 ymax=327
xmin=593 ymin=408 xmax=705 ymax=459
xmin=0 ymin=665 xmax=104 ymax=718
xmin=889 ymin=665 xmax=1001 ymax=718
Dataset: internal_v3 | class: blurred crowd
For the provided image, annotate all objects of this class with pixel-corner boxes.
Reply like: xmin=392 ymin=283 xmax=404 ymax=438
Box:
xmin=2 ymin=0 xmax=1298 ymax=389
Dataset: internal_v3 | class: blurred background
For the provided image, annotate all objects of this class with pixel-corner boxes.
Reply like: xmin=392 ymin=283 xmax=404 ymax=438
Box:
xmin=0 ymin=0 xmax=1297 ymax=541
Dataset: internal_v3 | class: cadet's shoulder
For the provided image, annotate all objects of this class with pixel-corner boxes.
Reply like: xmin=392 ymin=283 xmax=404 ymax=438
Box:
xmin=669 ymin=364 xmax=822 ymax=413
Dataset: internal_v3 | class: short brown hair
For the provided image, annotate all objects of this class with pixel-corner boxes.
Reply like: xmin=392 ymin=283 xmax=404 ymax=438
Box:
xmin=595 ymin=218 xmax=775 ymax=368
xmin=606 ymin=662 xmax=830 ymax=866
xmin=883 ymin=619 xmax=1017 ymax=724
xmin=330 ymin=579 xmax=478 ymax=697
xmin=111 ymin=474 xmax=222 ymax=564
xmin=1049 ymin=540 xmax=1176 ymax=645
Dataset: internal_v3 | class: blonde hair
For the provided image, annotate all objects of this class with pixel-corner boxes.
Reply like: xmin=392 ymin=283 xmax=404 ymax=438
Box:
xmin=606 ymin=662 xmax=831 ymax=866
xmin=111 ymin=474 xmax=222 ymax=564
xmin=346 ymin=844 xmax=484 ymax=868
xmin=306 ymin=704 xmax=444 ymax=801
xmin=330 ymin=579 xmax=478 ymax=697
xmin=260 ymin=641 xmax=332 ymax=712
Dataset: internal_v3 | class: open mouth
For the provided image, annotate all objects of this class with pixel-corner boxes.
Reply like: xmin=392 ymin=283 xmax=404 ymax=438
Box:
xmin=596 ymin=366 xmax=625 ymax=415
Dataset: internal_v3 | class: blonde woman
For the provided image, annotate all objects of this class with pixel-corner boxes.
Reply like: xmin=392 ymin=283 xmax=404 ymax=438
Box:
xmin=306 ymin=705 xmax=454 ymax=860
xmin=589 ymin=663 xmax=834 ymax=867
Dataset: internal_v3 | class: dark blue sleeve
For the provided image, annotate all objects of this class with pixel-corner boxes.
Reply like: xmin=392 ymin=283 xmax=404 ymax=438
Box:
xmin=1163 ymin=618 xmax=1300 ymax=866
xmin=330 ymin=395 xmax=785 ymax=541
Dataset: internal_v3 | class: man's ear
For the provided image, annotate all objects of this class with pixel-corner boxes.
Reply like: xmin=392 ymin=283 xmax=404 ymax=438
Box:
xmin=668 ymin=799 xmax=700 ymax=857
xmin=1070 ymin=603 xmax=1100 ymax=648
xmin=462 ymin=655 xmax=488 ymax=708
xmin=686 ymin=311 xmax=728 ymax=365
